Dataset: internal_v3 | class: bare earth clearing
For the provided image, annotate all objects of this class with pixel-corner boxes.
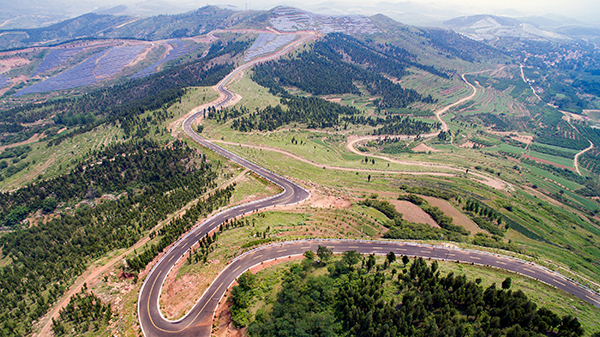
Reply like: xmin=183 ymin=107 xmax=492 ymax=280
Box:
xmin=423 ymin=196 xmax=484 ymax=235
xmin=388 ymin=200 xmax=439 ymax=228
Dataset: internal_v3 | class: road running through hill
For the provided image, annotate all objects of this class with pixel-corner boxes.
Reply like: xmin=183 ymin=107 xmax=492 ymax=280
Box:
xmin=138 ymin=39 xmax=598 ymax=337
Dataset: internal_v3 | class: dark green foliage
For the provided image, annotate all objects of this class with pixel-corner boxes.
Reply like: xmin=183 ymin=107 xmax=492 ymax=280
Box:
xmin=359 ymin=199 xmax=402 ymax=221
xmin=125 ymin=186 xmax=233 ymax=272
xmin=372 ymin=116 xmax=437 ymax=136
xmin=245 ymin=257 xmax=581 ymax=337
xmin=252 ymin=33 xmax=436 ymax=108
xmin=463 ymin=199 xmax=505 ymax=235
xmin=0 ymin=145 xmax=31 ymax=160
xmin=248 ymin=264 xmax=336 ymax=337
xmin=227 ymin=96 xmax=359 ymax=131
xmin=52 ymin=284 xmax=112 ymax=336
xmin=422 ymin=28 xmax=501 ymax=62
xmin=503 ymin=217 xmax=555 ymax=245
xmin=231 ymin=271 xmax=257 ymax=327
xmin=0 ymin=140 xmax=229 ymax=336
xmin=210 ymin=99 xmax=436 ymax=134
xmin=399 ymin=184 xmax=454 ymax=200
xmin=0 ymin=139 xmax=201 ymax=226
xmin=317 ymin=245 xmax=333 ymax=264
xmin=579 ymin=147 xmax=600 ymax=176
xmin=521 ymin=158 xmax=586 ymax=185
xmin=472 ymin=233 xmax=520 ymax=252
xmin=384 ymin=219 xmax=465 ymax=242
xmin=472 ymin=217 xmax=505 ymax=237
xmin=421 ymin=205 xmax=469 ymax=235
xmin=530 ymin=143 xmax=576 ymax=159
xmin=397 ymin=193 xmax=425 ymax=205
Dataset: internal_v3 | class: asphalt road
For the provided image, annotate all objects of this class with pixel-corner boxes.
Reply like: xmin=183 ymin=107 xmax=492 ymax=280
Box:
xmin=139 ymin=237 xmax=600 ymax=337
xmin=138 ymin=35 xmax=600 ymax=337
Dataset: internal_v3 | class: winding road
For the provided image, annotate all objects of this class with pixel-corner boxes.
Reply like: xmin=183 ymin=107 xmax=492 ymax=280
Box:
xmin=138 ymin=38 xmax=600 ymax=337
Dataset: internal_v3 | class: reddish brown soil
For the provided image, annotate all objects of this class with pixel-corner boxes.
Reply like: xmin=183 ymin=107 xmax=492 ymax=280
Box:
xmin=522 ymin=154 xmax=573 ymax=171
xmin=423 ymin=197 xmax=485 ymax=235
xmin=388 ymin=200 xmax=439 ymax=228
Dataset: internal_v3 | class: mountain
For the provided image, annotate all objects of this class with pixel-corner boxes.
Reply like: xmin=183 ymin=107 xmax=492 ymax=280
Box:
xmin=0 ymin=6 xmax=264 ymax=51
xmin=443 ymin=14 xmax=571 ymax=41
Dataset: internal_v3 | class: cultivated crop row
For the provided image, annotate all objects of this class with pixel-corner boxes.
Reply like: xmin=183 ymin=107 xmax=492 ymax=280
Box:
xmin=16 ymin=45 xmax=146 ymax=96
xmin=0 ymin=74 xmax=8 ymax=88
xmin=132 ymin=39 xmax=201 ymax=78
xmin=33 ymin=46 xmax=84 ymax=75
xmin=244 ymin=34 xmax=296 ymax=62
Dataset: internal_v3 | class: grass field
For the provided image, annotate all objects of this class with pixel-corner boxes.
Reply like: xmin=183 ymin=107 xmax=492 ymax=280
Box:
xmin=527 ymin=150 xmax=575 ymax=168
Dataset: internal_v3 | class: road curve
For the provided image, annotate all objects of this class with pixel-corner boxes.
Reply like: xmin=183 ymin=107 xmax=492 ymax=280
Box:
xmin=138 ymin=33 xmax=313 ymax=337
xmin=219 ymin=240 xmax=600 ymax=309
xmin=138 ymin=40 xmax=599 ymax=337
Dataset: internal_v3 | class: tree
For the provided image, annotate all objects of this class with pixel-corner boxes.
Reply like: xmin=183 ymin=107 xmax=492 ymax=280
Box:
xmin=386 ymin=251 xmax=396 ymax=265
xmin=342 ymin=250 xmax=361 ymax=268
xmin=41 ymin=198 xmax=58 ymax=213
xmin=366 ymin=254 xmax=376 ymax=271
xmin=304 ymin=250 xmax=315 ymax=261
xmin=402 ymin=255 xmax=410 ymax=267
xmin=502 ymin=277 xmax=512 ymax=290
xmin=317 ymin=245 xmax=333 ymax=265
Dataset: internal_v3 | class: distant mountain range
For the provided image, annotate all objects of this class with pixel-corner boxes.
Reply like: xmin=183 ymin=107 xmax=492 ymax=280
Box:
xmin=442 ymin=14 xmax=600 ymax=43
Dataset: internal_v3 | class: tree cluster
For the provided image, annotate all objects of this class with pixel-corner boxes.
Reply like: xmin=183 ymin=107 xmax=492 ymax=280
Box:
xmin=244 ymin=255 xmax=583 ymax=337
xmin=251 ymin=33 xmax=437 ymax=109
xmin=51 ymin=284 xmax=112 ymax=336
xmin=0 ymin=140 xmax=226 ymax=336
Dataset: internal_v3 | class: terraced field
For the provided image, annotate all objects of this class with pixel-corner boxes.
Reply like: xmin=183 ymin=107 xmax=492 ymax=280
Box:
xmin=16 ymin=45 xmax=146 ymax=96
xmin=132 ymin=40 xmax=201 ymax=78
xmin=33 ymin=46 xmax=83 ymax=75
xmin=244 ymin=34 xmax=297 ymax=62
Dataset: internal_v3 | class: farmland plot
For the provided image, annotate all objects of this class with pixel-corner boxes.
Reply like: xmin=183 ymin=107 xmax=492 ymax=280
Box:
xmin=0 ymin=74 xmax=8 ymax=88
xmin=244 ymin=34 xmax=297 ymax=62
xmin=132 ymin=40 xmax=201 ymax=78
xmin=33 ymin=46 xmax=83 ymax=75
xmin=16 ymin=45 xmax=146 ymax=96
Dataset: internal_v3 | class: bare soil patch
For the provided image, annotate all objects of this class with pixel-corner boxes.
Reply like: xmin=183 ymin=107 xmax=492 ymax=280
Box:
xmin=412 ymin=143 xmax=440 ymax=153
xmin=160 ymin=256 xmax=225 ymax=320
xmin=323 ymin=97 xmax=342 ymax=103
xmin=309 ymin=192 xmax=352 ymax=209
xmin=0 ymin=57 xmax=30 ymax=72
xmin=0 ymin=133 xmax=41 ymax=152
xmin=388 ymin=200 xmax=439 ymax=228
xmin=489 ymin=131 xmax=533 ymax=145
xmin=422 ymin=196 xmax=484 ymax=235
xmin=213 ymin=291 xmax=245 ymax=337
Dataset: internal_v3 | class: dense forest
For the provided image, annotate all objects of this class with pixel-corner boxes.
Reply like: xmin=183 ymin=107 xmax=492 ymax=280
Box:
xmin=51 ymin=284 xmax=112 ymax=336
xmin=236 ymin=254 xmax=583 ymax=337
xmin=208 ymin=99 xmax=437 ymax=135
xmin=251 ymin=33 xmax=437 ymax=109
xmin=0 ymin=140 xmax=233 ymax=336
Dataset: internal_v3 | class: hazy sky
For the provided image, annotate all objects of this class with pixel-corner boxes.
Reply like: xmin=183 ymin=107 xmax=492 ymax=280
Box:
xmin=5 ymin=0 xmax=600 ymax=26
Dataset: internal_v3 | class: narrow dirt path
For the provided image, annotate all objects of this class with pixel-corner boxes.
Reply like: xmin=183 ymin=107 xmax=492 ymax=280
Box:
xmin=574 ymin=140 xmax=594 ymax=175
xmin=520 ymin=63 xmax=543 ymax=101
xmin=344 ymin=137 xmax=508 ymax=190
